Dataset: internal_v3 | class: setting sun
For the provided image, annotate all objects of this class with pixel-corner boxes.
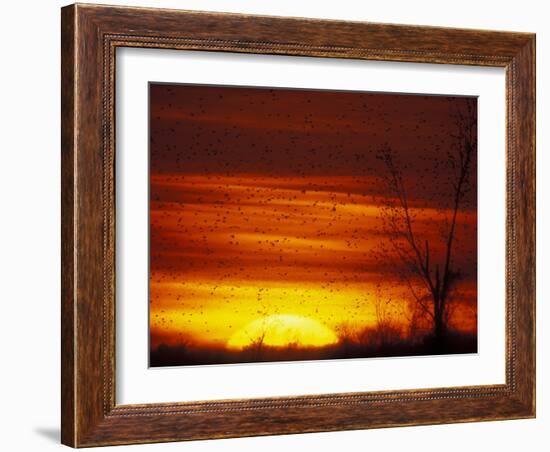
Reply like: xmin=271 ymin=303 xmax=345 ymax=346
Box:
xmin=227 ymin=315 xmax=338 ymax=350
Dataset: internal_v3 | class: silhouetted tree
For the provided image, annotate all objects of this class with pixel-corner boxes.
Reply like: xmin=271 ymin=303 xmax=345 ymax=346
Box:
xmin=376 ymin=100 xmax=476 ymax=344
xmin=373 ymin=283 xmax=404 ymax=347
xmin=244 ymin=329 xmax=267 ymax=360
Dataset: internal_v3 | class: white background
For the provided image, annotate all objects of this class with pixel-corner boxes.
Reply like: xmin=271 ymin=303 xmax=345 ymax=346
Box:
xmin=117 ymin=49 xmax=506 ymax=404
xmin=0 ymin=1 xmax=546 ymax=451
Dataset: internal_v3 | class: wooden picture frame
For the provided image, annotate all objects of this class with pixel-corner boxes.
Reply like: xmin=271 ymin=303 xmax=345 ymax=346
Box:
xmin=61 ymin=3 xmax=535 ymax=447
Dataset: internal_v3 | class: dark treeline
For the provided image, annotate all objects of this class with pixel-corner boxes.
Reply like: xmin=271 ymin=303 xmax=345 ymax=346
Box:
xmin=150 ymin=329 xmax=476 ymax=367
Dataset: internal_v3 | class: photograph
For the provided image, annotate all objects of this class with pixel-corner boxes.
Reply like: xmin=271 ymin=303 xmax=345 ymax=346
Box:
xmin=148 ymin=83 xmax=478 ymax=367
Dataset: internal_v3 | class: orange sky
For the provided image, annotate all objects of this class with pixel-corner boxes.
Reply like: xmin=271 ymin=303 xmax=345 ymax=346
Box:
xmin=150 ymin=173 xmax=477 ymax=348
xmin=149 ymin=84 xmax=478 ymax=351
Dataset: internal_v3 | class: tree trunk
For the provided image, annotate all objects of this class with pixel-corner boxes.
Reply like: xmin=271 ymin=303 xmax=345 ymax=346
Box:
xmin=433 ymin=298 xmax=446 ymax=348
xmin=434 ymin=315 xmax=445 ymax=341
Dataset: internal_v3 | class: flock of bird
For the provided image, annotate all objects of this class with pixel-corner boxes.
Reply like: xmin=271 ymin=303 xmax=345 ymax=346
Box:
xmin=148 ymin=83 xmax=478 ymax=354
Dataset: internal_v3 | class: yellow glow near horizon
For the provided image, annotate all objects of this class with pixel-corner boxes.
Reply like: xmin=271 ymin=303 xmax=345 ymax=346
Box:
xmin=226 ymin=314 xmax=339 ymax=350
xmin=149 ymin=279 xmax=381 ymax=348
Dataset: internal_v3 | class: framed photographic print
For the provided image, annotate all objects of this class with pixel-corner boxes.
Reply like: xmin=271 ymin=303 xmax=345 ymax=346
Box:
xmin=61 ymin=3 xmax=535 ymax=447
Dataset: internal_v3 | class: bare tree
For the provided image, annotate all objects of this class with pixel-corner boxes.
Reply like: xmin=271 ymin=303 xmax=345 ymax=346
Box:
xmin=376 ymin=101 xmax=476 ymax=343
xmin=244 ymin=289 xmax=275 ymax=359
xmin=244 ymin=328 xmax=268 ymax=359
xmin=373 ymin=283 xmax=403 ymax=347
xmin=335 ymin=321 xmax=357 ymax=346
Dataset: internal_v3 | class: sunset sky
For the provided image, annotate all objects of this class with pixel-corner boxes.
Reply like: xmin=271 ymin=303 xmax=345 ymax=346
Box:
xmin=149 ymin=83 xmax=477 ymax=354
